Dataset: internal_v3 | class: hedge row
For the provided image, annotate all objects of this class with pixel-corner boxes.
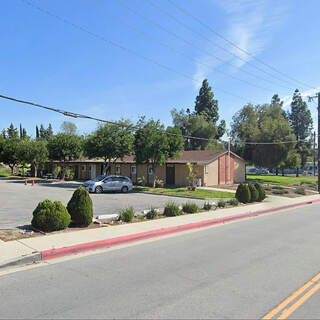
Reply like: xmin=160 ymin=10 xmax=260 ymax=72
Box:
xmin=235 ymin=183 xmax=266 ymax=203
xmin=31 ymin=186 xmax=93 ymax=232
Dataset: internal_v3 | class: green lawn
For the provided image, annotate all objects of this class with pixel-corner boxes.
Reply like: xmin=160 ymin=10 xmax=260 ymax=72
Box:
xmin=134 ymin=186 xmax=234 ymax=199
xmin=247 ymin=174 xmax=317 ymax=186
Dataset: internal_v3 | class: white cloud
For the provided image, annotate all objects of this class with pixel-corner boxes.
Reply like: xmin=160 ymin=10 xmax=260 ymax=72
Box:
xmin=282 ymin=87 xmax=320 ymax=108
xmin=193 ymin=0 xmax=286 ymax=88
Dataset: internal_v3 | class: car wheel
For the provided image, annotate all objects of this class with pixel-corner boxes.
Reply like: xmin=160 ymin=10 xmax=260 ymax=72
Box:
xmin=121 ymin=186 xmax=129 ymax=193
xmin=95 ymin=186 xmax=103 ymax=194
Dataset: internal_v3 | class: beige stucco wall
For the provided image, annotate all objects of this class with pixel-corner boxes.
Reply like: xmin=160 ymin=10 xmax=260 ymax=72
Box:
xmin=203 ymin=159 xmax=219 ymax=186
xmin=234 ymin=158 xmax=246 ymax=183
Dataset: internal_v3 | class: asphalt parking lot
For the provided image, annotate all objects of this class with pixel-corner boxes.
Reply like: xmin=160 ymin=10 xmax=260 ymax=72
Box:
xmin=0 ymin=178 xmax=206 ymax=229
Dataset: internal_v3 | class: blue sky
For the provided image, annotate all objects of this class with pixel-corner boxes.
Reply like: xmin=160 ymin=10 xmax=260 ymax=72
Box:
xmin=1 ymin=0 xmax=320 ymax=137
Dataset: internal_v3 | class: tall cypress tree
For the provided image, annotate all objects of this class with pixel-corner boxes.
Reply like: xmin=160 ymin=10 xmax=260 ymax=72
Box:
xmin=194 ymin=79 xmax=219 ymax=124
xmin=19 ymin=124 xmax=23 ymax=139
xmin=36 ymin=125 xmax=40 ymax=139
xmin=288 ymin=89 xmax=313 ymax=175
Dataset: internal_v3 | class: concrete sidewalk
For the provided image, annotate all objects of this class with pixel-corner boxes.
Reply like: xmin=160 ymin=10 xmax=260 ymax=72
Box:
xmin=1 ymin=194 xmax=319 ymax=268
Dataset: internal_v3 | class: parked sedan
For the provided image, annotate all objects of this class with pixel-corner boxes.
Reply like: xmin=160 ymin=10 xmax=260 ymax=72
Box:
xmin=82 ymin=175 xmax=133 ymax=193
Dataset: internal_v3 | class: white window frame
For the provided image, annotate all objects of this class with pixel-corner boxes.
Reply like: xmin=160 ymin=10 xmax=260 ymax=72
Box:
xmin=115 ymin=165 xmax=121 ymax=175
xmin=205 ymin=165 xmax=209 ymax=174
xmin=131 ymin=165 xmax=136 ymax=175
xmin=148 ymin=166 xmax=154 ymax=175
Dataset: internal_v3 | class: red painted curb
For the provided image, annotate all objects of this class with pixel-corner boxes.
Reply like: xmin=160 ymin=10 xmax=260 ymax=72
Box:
xmin=41 ymin=197 xmax=320 ymax=261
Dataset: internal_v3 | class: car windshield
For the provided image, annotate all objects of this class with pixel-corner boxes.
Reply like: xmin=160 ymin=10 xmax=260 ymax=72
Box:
xmin=92 ymin=176 xmax=105 ymax=182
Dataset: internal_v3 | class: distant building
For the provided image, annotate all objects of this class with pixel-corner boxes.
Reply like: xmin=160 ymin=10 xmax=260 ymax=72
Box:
xmin=46 ymin=150 xmax=246 ymax=186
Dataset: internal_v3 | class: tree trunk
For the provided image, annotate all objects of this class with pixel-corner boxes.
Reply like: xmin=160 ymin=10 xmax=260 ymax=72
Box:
xmin=282 ymin=169 xmax=284 ymax=176
xmin=153 ymin=164 xmax=156 ymax=188
xmin=34 ymin=165 xmax=38 ymax=178
xmin=9 ymin=165 xmax=14 ymax=174
xmin=276 ymin=168 xmax=278 ymax=176
xmin=296 ymin=168 xmax=299 ymax=177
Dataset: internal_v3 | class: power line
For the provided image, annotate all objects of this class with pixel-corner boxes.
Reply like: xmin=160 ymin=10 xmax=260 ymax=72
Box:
xmin=166 ymin=0 xmax=315 ymax=90
xmin=86 ymin=0 xmax=273 ymax=93
xmin=20 ymin=0 xmax=251 ymax=103
xmin=143 ymin=0 xmax=302 ymax=89
xmin=0 ymin=93 xmax=311 ymax=145
xmin=114 ymin=0 xmax=292 ymax=91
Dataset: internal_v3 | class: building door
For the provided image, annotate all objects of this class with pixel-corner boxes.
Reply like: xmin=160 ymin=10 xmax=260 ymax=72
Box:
xmin=166 ymin=165 xmax=175 ymax=185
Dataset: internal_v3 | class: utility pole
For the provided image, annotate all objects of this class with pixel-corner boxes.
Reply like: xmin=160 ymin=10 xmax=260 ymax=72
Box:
xmin=313 ymin=131 xmax=316 ymax=176
xmin=308 ymin=93 xmax=320 ymax=192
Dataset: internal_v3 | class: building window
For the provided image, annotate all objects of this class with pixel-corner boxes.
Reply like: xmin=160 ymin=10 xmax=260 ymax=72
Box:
xmin=131 ymin=166 xmax=136 ymax=175
xmin=115 ymin=166 xmax=121 ymax=175
xmin=205 ymin=165 xmax=209 ymax=174
xmin=81 ymin=166 xmax=85 ymax=171
xmin=148 ymin=166 xmax=154 ymax=175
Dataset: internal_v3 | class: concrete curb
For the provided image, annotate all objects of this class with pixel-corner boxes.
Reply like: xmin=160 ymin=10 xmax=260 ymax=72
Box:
xmin=40 ymin=197 xmax=320 ymax=261
xmin=0 ymin=252 xmax=41 ymax=270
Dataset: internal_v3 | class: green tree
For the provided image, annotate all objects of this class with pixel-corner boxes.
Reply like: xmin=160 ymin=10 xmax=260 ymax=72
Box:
xmin=171 ymin=109 xmax=219 ymax=150
xmin=39 ymin=124 xmax=46 ymax=139
xmin=1 ymin=138 xmax=21 ymax=173
xmin=231 ymin=101 xmax=296 ymax=169
xmin=60 ymin=121 xmax=77 ymax=135
xmin=231 ymin=104 xmax=259 ymax=162
xmin=134 ymin=118 xmax=183 ymax=186
xmin=36 ymin=125 xmax=40 ymax=139
xmin=47 ymin=123 xmax=53 ymax=138
xmin=85 ymin=120 xmax=134 ymax=174
xmin=288 ymin=89 xmax=313 ymax=175
xmin=20 ymin=140 xmax=48 ymax=177
xmin=48 ymin=133 xmax=83 ymax=179
xmin=7 ymin=123 xmax=18 ymax=139
xmin=195 ymin=79 xmax=219 ymax=123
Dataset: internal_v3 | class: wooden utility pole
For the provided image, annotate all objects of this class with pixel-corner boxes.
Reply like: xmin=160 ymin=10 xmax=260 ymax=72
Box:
xmin=313 ymin=131 xmax=316 ymax=176
xmin=318 ymin=92 xmax=320 ymax=192
xmin=308 ymin=93 xmax=320 ymax=192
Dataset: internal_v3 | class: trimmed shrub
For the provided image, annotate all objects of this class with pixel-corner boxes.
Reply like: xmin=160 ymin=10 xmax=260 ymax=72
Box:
xmin=272 ymin=186 xmax=284 ymax=190
xmin=163 ymin=202 xmax=181 ymax=217
xmin=254 ymin=183 xmax=266 ymax=202
xmin=31 ymin=199 xmax=70 ymax=232
xmin=203 ymin=202 xmax=213 ymax=210
xmin=295 ymin=187 xmax=306 ymax=195
xmin=218 ymin=200 xmax=226 ymax=208
xmin=146 ymin=208 xmax=158 ymax=220
xmin=182 ymin=202 xmax=199 ymax=213
xmin=272 ymin=189 xmax=289 ymax=195
xmin=235 ymin=183 xmax=251 ymax=203
xmin=67 ymin=186 xmax=93 ymax=226
xmin=248 ymin=184 xmax=259 ymax=202
xmin=229 ymin=198 xmax=239 ymax=206
xmin=119 ymin=207 xmax=134 ymax=222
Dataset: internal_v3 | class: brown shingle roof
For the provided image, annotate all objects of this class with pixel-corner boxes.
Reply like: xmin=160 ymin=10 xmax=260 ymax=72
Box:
xmin=49 ymin=150 xmax=244 ymax=165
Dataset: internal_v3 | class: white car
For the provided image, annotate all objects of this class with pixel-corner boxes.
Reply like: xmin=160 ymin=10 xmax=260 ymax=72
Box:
xmin=82 ymin=175 xmax=133 ymax=193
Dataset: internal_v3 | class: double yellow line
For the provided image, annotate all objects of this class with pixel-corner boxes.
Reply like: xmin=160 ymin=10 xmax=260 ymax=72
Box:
xmin=262 ymin=272 xmax=320 ymax=319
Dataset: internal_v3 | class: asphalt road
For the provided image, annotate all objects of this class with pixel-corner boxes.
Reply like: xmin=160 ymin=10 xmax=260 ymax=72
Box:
xmin=1 ymin=203 xmax=320 ymax=318
xmin=0 ymin=178 xmax=205 ymax=229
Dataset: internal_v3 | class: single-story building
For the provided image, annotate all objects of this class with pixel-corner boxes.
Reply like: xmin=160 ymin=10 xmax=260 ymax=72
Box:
xmin=45 ymin=150 xmax=245 ymax=186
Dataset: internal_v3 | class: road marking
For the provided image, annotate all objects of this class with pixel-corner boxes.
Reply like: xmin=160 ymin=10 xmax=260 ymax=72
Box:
xmin=262 ymin=272 xmax=320 ymax=319
xmin=277 ymin=281 xmax=320 ymax=319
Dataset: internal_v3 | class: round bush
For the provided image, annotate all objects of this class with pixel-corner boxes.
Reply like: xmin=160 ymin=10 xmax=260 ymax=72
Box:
xmin=235 ymin=183 xmax=251 ymax=203
xmin=248 ymin=184 xmax=259 ymax=202
xmin=119 ymin=207 xmax=134 ymax=222
xmin=182 ymin=202 xmax=199 ymax=213
xmin=163 ymin=202 xmax=181 ymax=216
xmin=254 ymin=183 xmax=266 ymax=202
xmin=67 ymin=186 xmax=93 ymax=226
xmin=31 ymin=199 xmax=71 ymax=232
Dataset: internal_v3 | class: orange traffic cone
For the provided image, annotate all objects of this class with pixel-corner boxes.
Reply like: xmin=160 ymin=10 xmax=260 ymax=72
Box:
xmin=32 ymin=180 xmax=35 ymax=187
xmin=24 ymin=180 xmax=28 ymax=186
